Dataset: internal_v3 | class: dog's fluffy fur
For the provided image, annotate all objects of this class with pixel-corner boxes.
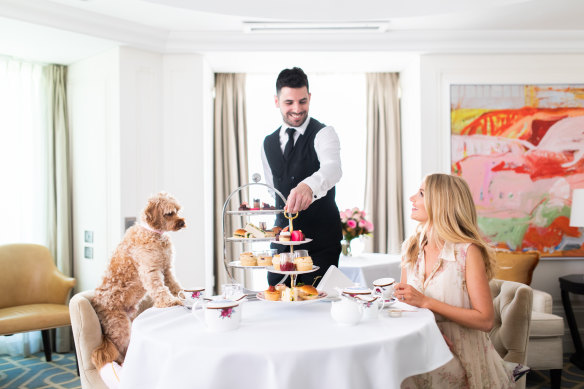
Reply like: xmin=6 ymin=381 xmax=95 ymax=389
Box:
xmin=91 ymin=192 xmax=186 ymax=369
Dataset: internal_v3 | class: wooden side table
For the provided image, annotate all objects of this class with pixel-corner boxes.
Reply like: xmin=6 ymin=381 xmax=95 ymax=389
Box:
xmin=559 ymin=274 xmax=584 ymax=370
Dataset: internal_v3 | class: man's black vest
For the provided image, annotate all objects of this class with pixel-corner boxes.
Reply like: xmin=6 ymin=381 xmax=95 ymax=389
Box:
xmin=264 ymin=118 xmax=342 ymax=252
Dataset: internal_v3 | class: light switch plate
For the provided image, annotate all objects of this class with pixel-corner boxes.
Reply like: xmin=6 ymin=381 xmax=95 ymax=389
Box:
xmin=84 ymin=246 xmax=93 ymax=259
xmin=84 ymin=230 xmax=93 ymax=243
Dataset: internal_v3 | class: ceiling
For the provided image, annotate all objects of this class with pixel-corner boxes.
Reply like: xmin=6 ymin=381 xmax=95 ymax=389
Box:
xmin=1 ymin=0 xmax=584 ymax=69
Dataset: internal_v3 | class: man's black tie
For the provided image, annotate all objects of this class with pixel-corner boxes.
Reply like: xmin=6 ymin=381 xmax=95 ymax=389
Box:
xmin=283 ymin=128 xmax=296 ymax=160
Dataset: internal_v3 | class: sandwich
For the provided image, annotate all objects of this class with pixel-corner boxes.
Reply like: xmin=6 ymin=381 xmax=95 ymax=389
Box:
xmin=296 ymin=284 xmax=319 ymax=300
xmin=233 ymin=228 xmax=247 ymax=238
xmin=244 ymin=222 xmax=266 ymax=238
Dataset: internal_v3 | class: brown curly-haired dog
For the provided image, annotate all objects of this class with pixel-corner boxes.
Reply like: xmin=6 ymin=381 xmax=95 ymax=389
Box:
xmin=91 ymin=192 xmax=186 ymax=369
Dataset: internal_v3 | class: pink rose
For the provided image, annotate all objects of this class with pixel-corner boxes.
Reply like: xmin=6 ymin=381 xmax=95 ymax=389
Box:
xmin=347 ymin=219 xmax=357 ymax=229
xmin=366 ymin=221 xmax=374 ymax=232
xmin=358 ymin=220 xmax=366 ymax=228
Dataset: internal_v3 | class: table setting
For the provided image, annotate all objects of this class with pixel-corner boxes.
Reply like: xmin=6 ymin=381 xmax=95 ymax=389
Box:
xmin=119 ymin=277 xmax=453 ymax=389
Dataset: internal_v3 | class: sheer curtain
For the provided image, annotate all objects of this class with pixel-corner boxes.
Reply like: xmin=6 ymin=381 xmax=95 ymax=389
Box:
xmin=213 ymin=73 xmax=251 ymax=293
xmin=0 ymin=58 xmax=46 ymax=356
xmin=364 ymin=73 xmax=404 ymax=254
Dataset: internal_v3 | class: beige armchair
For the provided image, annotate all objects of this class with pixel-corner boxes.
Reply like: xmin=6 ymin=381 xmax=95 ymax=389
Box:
xmin=70 ymin=290 xmax=153 ymax=389
xmin=0 ymin=243 xmax=75 ymax=362
xmin=494 ymin=250 xmax=564 ymax=389
xmin=489 ymin=279 xmax=533 ymax=389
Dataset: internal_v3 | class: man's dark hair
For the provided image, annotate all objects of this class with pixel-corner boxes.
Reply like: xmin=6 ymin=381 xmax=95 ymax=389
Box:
xmin=276 ymin=67 xmax=309 ymax=94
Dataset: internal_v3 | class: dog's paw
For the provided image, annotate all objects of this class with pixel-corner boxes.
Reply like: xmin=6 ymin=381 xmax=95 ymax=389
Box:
xmin=154 ymin=297 xmax=183 ymax=308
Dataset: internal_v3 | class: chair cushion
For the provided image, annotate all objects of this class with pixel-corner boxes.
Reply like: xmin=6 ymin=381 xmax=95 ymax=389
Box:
xmin=0 ymin=304 xmax=71 ymax=334
xmin=529 ymin=311 xmax=564 ymax=337
xmin=494 ymin=251 xmax=540 ymax=285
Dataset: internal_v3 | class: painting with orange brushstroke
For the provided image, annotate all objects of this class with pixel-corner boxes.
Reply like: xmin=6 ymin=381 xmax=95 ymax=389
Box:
xmin=451 ymin=85 xmax=584 ymax=257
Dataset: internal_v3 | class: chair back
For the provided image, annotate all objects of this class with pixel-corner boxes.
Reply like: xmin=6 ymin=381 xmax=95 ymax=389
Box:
xmin=0 ymin=243 xmax=70 ymax=308
xmin=489 ymin=279 xmax=533 ymax=364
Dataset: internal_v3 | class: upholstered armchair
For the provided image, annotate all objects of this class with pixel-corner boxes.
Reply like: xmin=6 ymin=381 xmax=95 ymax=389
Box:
xmin=0 ymin=243 xmax=76 ymax=361
xmin=489 ymin=279 xmax=533 ymax=389
xmin=70 ymin=290 xmax=153 ymax=389
xmin=494 ymin=250 xmax=564 ymax=389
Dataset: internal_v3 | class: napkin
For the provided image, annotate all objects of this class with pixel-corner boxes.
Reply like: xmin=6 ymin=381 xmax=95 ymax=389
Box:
xmin=317 ymin=265 xmax=356 ymax=297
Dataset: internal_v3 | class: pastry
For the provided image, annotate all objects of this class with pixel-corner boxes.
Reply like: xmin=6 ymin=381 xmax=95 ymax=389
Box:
xmin=271 ymin=254 xmax=281 ymax=270
xmin=233 ymin=228 xmax=246 ymax=238
xmin=244 ymin=223 xmax=266 ymax=238
xmin=239 ymin=252 xmax=257 ymax=266
xmin=291 ymin=230 xmax=305 ymax=241
xmin=272 ymin=226 xmax=282 ymax=235
xmin=262 ymin=202 xmax=276 ymax=210
xmin=257 ymin=255 xmax=273 ymax=267
xmin=279 ymin=231 xmax=291 ymax=241
xmin=275 ymin=283 xmax=287 ymax=293
xmin=294 ymin=256 xmax=313 ymax=271
xmin=264 ymin=285 xmax=280 ymax=301
xmin=296 ymin=284 xmax=319 ymax=300
xmin=238 ymin=202 xmax=250 ymax=211
xmin=253 ymin=199 xmax=261 ymax=209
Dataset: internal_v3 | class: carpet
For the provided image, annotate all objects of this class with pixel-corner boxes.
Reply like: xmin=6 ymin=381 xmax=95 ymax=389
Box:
xmin=0 ymin=352 xmax=80 ymax=389
xmin=0 ymin=351 xmax=582 ymax=388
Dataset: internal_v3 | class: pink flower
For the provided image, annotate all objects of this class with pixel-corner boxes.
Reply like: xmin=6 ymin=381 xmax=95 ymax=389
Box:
xmin=347 ymin=219 xmax=357 ymax=229
xmin=366 ymin=221 xmax=374 ymax=232
xmin=358 ymin=220 xmax=366 ymax=228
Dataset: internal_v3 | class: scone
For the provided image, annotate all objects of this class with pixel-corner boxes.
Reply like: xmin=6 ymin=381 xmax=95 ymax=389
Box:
xmin=271 ymin=254 xmax=281 ymax=270
xmin=240 ymin=252 xmax=257 ymax=266
xmin=257 ymin=255 xmax=273 ymax=267
xmin=264 ymin=285 xmax=280 ymax=301
xmin=294 ymin=256 xmax=313 ymax=271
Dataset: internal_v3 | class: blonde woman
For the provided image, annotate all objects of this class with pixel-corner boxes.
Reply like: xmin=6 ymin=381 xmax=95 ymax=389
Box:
xmin=397 ymin=174 xmax=524 ymax=389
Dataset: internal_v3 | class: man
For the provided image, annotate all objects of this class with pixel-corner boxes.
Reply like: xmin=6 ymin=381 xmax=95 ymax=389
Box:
xmin=262 ymin=67 xmax=343 ymax=286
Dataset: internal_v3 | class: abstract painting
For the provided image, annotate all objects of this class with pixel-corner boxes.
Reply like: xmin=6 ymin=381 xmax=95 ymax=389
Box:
xmin=451 ymin=84 xmax=584 ymax=257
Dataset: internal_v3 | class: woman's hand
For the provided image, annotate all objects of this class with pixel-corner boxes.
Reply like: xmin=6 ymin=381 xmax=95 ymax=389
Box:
xmin=393 ymin=283 xmax=426 ymax=308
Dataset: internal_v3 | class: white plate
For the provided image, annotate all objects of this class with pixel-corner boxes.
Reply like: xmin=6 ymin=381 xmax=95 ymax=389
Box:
xmin=227 ymin=260 xmax=271 ymax=269
xmin=265 ymin=265 xmax=319 ymax=275
xmin=256 ymin=291 xmax=328 ymax=304
xmin=271 ymin=238 xmax=313 ymax=245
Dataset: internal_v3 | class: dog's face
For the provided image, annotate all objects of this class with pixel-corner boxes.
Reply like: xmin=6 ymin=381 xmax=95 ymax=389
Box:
xmin=142 ymin=192 xmax=186 ymax=232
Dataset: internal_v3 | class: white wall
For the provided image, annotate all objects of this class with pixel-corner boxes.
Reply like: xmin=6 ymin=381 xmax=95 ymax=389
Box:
xmin=416 ymin=54 xmax=584 ymax=351
xmin=69 ymin=47 xmax=121 ymax=292
xmin=69 ymin=48 xmax=213 ymax=293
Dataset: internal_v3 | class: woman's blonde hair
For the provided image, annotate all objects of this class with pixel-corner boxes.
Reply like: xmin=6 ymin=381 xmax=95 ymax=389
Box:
xmin=402 ymin=173 xmax=495 ymax=279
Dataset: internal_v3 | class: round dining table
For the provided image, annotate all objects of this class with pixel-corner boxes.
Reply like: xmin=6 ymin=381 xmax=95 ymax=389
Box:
xmin=119 ymin=298 xmax=452 ymax=389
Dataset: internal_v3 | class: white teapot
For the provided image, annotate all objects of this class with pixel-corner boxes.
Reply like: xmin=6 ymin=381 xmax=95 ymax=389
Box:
xmin=330 ymin=294 xmax=363 ymax=326
xmin=194 ymin=298 xmax=243 ymax=332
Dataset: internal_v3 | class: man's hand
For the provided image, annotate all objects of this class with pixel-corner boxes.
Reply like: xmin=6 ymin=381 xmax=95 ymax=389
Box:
xmin=286 ymin=183 xmax=313 ymax=214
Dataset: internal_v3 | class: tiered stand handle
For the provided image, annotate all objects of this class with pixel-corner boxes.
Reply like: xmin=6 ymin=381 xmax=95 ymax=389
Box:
xmin=221 ymin=180 xmax=287 ymax=284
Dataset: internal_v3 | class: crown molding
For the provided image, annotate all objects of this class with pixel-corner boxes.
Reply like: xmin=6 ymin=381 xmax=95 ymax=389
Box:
xmin=0 ymin=0 xmax=168 ymax=52
xmin=167 ymin=29 xmax=584 ymax=53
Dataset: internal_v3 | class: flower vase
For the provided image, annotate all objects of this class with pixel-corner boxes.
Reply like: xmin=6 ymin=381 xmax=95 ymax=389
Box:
xmin=341 ymin=239 xmax=352 ymax=256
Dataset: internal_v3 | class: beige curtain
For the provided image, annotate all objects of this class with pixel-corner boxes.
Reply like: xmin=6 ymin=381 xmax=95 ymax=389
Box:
xmin=213 ymin=73 xmax=251 ymax=293
xmin=44 ymin=64 xmax=73 ymax=352
xmin=364 ymin=73 xmax=404 ymax=254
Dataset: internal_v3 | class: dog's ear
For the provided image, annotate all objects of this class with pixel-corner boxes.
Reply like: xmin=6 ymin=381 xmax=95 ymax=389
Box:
xmin=143 ymin=199 xmax=157 ymax=224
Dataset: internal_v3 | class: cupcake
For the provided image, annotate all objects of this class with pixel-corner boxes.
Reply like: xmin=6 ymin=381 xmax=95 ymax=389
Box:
xmin=257 ymin=255 xmax=273 ymax=267
xmin=271 ymin=254 xmax=281 ymax=270
xmin=240 ymin=252 xmax=257 ymax=266
xmin=279 ymin=231 xmax=291 ymax=241
xmin=294 ymin=256 xmax=313 ymax=271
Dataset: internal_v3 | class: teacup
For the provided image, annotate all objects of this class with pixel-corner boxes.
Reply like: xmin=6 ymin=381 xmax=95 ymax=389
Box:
xmin=178 ymin=287 xmax=205 ymax=308
xmin=372 ymin=278 xmax=395 ymax=300
xmin=194 ymin=299 xmax=242 ymax=332
xmin=293 ymin=249 xmax=309 ymax=258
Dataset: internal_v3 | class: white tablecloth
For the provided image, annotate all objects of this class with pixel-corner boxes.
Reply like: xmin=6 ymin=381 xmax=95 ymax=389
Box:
xmin=120 ymin=300 xmax=452 ymax=389
xmin=338 ymin=253 xmax=402 ymax=288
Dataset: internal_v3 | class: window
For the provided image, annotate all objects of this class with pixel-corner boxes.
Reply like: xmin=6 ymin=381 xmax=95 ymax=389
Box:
xmin=0 ymin=58 xmax=47 ymax=246
xmin=246 ymin=72 xmax=367 ymax=211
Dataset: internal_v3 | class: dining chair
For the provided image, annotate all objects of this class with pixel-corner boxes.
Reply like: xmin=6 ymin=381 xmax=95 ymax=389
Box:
xmin=69 ymin=290 xmax=153 ymax=389
xmin=494 ymin=250 xmax=564 ymax=389
xmin=489 ymin=279 xmax=533 ymax=389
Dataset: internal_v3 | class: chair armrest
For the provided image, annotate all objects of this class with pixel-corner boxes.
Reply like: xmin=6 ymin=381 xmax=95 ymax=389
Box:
xmin=49 ymin=269 xmax=76 ymax=304
xmin=532 ymin=289 xmax=552 ymax=314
